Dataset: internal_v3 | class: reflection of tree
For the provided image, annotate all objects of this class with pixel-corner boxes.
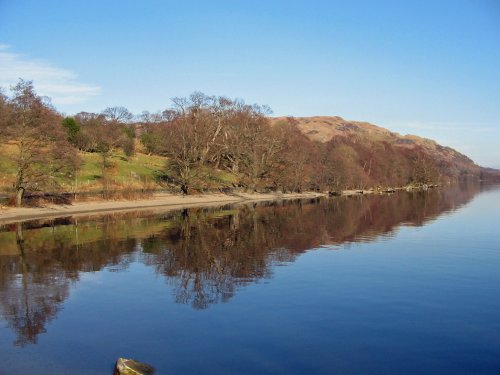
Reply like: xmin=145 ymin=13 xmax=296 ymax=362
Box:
xmin=0 ymin=183 xmax=482 ymax=342
xmin=0 ymin=217 xmax=136 ymax=346
xmin=0 ymin=224 xmax=70 ymax=346
xmin=140 ymin=184 xmax=482 ymax=308
xmin=2 ymin=269 xmax=70 ymax=347
xmin=142 ymin=208 xmax=254 ymax=309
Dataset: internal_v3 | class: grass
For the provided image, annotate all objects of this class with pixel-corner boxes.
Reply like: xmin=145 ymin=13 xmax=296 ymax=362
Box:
xmin=0 ymin=142 xmax=166 ymax=193
xmin=0 ymin=142 xmax=239 ymax=196
xmin=76 ymin=151 xmax=166 ymax=187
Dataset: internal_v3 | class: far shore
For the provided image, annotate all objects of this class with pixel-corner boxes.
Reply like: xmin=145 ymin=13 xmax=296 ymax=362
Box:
xmin=0 ymin=185 xmax=436 ymax=224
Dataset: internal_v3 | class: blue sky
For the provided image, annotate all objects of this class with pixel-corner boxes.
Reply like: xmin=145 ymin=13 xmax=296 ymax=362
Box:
xmin=1 ymin=0 xmax=499 ymax=167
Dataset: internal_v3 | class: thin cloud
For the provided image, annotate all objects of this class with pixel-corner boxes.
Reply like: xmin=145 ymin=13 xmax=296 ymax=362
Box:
xmin=0 ymin=45 xmax=100 ymax=105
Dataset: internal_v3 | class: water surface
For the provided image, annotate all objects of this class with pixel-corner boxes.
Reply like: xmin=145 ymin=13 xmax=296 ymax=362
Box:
xmin=1 ymin=183 xmax=499 ymax=374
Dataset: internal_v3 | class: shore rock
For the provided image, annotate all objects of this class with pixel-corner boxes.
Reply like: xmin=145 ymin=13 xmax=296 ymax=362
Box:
xmin=114 ymin=358 xmax=155 ymax=375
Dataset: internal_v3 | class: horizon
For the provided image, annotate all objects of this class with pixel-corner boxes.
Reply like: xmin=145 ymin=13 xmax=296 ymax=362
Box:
xmin=1 ymin=0 xmax=499 ymax=168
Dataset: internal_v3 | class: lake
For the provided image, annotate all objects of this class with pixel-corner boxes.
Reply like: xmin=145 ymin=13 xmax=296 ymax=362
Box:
xmin=0 ymin=183 xmax=499 ymax=374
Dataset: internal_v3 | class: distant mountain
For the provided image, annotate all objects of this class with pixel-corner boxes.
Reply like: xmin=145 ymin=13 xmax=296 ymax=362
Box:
xmin=272 ymin=116 xmax=494 ymax=184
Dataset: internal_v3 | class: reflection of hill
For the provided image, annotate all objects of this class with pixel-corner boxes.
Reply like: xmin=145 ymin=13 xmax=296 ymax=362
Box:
xmin=0 ymin=183 xmax=481 ymax=344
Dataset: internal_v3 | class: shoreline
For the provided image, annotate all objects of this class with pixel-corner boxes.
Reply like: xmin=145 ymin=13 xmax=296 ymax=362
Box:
xmin=0 ymin=184 xmax=439 ymax=224
xmin=0 ymin=192 xmax=327 ymax=224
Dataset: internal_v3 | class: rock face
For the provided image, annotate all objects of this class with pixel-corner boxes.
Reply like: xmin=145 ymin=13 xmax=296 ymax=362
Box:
xmin=114 ymin=358 xmax=155 ymax=375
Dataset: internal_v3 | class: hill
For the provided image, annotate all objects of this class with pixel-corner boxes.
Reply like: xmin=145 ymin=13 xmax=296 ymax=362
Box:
xmin=272 ymin=116 xmax=483 ymax=185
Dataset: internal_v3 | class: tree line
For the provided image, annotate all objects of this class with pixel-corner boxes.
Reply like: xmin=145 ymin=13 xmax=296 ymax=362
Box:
xmin=0 ymin=79 xmax=473 ymax=206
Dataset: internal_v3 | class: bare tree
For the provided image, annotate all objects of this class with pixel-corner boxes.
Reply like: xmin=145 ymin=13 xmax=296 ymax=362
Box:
xmin=1 ymin=80 xmax=80 ymax=206
xmin=102 ymin=106 xmax=135 ymax=156
xmin=272 ymin=118 xmax=317 ymax=192
xmin=161 ymin=114 xmax=204 ymax=195
xmin=102 ymin=106 xmax=133 ymax=123
xmin=159 ymin=93 xmax=230 ymax=194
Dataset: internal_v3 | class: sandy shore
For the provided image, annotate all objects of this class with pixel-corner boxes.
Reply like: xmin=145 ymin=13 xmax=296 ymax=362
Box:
xmin=0 ymin=192 xmax=326 ymax=224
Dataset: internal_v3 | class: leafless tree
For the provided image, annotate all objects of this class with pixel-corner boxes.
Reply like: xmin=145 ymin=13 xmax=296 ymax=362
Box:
xmin=1 ymin=80 xmax=80 ymax=206
xmin=102 ymin=106 xmax=133 ymax=123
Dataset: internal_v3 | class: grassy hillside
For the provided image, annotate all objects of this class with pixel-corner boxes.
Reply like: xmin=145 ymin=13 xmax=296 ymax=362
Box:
xmin=0 ymin=142 xmax=161 ymax=193
xmin=0 ymin=141 xmax=239 ymax=196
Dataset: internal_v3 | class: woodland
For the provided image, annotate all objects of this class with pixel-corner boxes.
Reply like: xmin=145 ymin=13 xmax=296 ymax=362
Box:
xmin=0 ymin=79 xmax=492 ymax=207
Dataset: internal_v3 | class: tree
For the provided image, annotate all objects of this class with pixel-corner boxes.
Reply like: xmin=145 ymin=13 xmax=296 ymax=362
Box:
xmin=237 ymin=108 xmax=282 ymax=190
xmin=161 ymin=114 xmax=205 ymax=195
xmin=1 ymin=80 xmax=80 ymax=206
xmin=137 ymin=110 xmax=169 ymax=155
xmin=102 ymin=106 xmax=135 ymax=156
xmin=216 ymin=101 xmax=277 ymax=189
xmin=158 ymin=93 xmax=229 ymax=194
xmin=73 ymin=111 xmax=106 ymax=151
xmin=411 ymin=151 xmax=439 ymax=185
xmin=144 ymin=93 xmax=281 ymax=193
xmin=276 ymin=122 xmax=317 ymax=192
xmin=61 ymin=116 xmax=80 ymax=144
xmin=74 ymin=111 xmax=132 ymax=194
xmin=102 ymin=106 xmax=133 ymax=123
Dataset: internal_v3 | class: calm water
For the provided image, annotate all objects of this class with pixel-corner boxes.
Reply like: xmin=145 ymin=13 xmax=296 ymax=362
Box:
xmin=0 ymin=184 xmax=499 ymax=374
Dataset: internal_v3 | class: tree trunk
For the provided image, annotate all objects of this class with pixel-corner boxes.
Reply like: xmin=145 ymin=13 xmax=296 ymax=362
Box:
xmin=15 ymin=187 xmax=25 ymax=207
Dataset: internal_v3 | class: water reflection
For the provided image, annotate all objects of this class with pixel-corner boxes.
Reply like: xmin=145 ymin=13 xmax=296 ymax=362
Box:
xmin=0 ymin=183 xmax=482 ymax=346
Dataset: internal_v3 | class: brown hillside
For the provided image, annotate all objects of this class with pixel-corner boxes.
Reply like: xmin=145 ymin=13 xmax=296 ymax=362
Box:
xmin=272 ymin=116 xmax=480 ymax=183
xmin=272 ymin=116 xmax=395 ymax=143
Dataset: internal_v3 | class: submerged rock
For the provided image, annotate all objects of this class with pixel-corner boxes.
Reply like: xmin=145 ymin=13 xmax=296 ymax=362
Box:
xmin=114 ymin=358 xmax=155 ymax=375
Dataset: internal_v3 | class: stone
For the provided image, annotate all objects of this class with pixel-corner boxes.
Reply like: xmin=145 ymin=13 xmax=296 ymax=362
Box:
xmin=114 ymin=358 xmax=155 ymax=375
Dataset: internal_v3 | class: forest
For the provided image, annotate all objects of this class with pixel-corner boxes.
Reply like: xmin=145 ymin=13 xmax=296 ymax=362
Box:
xmin=0 ymin=79 xmax=491 ymax=207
